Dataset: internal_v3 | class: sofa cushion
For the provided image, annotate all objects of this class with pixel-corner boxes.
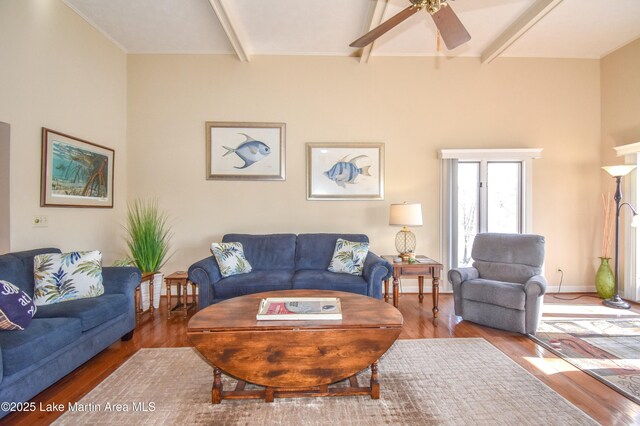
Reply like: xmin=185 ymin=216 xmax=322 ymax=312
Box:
xmin=33 ymin=251 xmax=104 ymax=306
xmin=223 ymin=234 xmax=296 ymax=271
xmin=0 ymin=280 xmax=37 ymax=330
xmin=0 ymin=317 xmax=82 ymax=376
xmin=34 ymin=294 xmax=128 ymax=332
xmin=0 ymin=248 xmax=61 ymax=297
xmin=296 ymin=234 xmax=369 ymax=271
xmin=213 ymin=270 xmax=294 ymax=300
xmin=292 ymin=270 xmax=369 ymax=295
xmin=211 ymin=242 xmax=253 ymax=278
xmin=461 ymin=278 xmax=526 ymax=310
xmin=328 ymin=239 xmax=369 ymax=276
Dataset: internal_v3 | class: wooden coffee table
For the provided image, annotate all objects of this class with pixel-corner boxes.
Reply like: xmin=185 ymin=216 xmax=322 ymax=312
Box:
xmin=187 ymin=289 xmax=403 ymax=403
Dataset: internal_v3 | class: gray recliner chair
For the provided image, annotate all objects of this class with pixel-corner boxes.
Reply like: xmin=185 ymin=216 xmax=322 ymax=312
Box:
xmin=448 ymin=233 xmax=546 ymax=335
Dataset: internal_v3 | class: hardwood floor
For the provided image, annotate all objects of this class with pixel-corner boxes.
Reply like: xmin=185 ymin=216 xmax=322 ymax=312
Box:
xmin=4 ymin=293 xmax=640 ymax=425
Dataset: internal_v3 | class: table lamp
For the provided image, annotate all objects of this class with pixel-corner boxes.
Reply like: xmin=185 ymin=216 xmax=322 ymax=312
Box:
xmin=389 ymin=202 xmax=423 ymax=261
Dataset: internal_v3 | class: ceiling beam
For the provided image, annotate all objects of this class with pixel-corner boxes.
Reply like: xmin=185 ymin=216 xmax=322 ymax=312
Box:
xmin=481 ymin=0 xmax=564 ymax=64
xmin=208 ymin=0 xmax=250 ymax=62
xmin=359 ymin=0 xmax=390 ymax=63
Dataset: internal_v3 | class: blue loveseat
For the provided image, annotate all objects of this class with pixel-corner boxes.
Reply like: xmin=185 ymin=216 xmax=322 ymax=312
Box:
xmin=188 ymin=233 xmax=393 ymax=308
xmin=0 ymin=248 xmax=140 ymax=418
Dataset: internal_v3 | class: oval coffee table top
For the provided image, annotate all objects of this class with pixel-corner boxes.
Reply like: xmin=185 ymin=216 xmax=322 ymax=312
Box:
xmin=188 ymin=289 xmax=403 ymax=332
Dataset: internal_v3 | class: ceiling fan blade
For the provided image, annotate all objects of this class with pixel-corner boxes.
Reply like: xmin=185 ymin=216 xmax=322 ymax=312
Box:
xmin=350 ymin=5 xmax=420 ymax=48
xmin=431 ymin=4 xmax=470 ymax=50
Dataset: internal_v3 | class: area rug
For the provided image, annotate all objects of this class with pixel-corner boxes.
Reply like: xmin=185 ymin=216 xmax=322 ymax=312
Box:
xmin=531 ymin=317 xmax=640 ymax=405
xmin=54 ymin=338 xmax=595 ymax=425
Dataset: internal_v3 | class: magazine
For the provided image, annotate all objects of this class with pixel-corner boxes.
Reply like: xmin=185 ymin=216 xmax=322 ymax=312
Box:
xmin=256 ymin=297 xmax=342 ymax=320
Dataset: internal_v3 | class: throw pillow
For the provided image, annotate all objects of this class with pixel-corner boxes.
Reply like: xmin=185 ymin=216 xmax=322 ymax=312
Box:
xmin=33 ymin=250 xmax=104 ymax=306
xmin=0 ymin=280 xmax=37 ymax=330
xmin=211 ymin=242 xmax=253 ymax=278
xmin=328 ymin=239 xmax=369 ymax=276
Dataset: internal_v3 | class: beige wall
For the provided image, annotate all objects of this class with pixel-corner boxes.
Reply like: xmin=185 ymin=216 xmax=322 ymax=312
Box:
xmin=0 ymin=122 xmax=9 ymax=254
xmin=0 ymin=0 xmax=127 ymax=262
xmin=601 ymin=38 xmax=640 ymax=294
xmin=128 ymin=55 xmax=602 ymax=289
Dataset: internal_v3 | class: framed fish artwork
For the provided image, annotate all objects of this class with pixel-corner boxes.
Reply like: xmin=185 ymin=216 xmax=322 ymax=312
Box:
xmin=40 ymin=128 xmax=114 ymax=208
xmin=206 ymin=122 xmax=286 ymax=181
xmin=306 ymin=143 xmax=384 ymax=200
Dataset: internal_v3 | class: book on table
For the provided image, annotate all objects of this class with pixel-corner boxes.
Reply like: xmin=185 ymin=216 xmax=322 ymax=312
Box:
xmin=256 ymin=297 xmax=342 ymax=320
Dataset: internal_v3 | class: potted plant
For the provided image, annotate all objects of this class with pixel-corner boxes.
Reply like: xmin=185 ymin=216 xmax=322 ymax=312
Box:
xmin=122 ymin=199 xmax=172 ymax=310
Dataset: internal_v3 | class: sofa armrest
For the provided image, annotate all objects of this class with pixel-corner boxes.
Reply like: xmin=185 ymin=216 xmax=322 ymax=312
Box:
xmin=362 ymin=252 xmax=392 ymax=299
xmin=188 ymin=256 xmax=222 ymax=309
xmin=524 ymin=274 xmax=547 ymax=297
xmin=102 ymin=266 xmax=141 ymax=297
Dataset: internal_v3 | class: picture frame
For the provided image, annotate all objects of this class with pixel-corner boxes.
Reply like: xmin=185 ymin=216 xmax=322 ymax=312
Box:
xmin=307 ymin=143 xmax=385 ymax=200
xmin=206 ymin=122 xmax=285 ymax=181
xmin=40 ymin=128 xmax=114 ymax=208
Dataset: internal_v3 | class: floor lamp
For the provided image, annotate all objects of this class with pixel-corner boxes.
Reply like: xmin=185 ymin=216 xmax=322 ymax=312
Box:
xmin=602 ymin=165 xmax=640 ymax=309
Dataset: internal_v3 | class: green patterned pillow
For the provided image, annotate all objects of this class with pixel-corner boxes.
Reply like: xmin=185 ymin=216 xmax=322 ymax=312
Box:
xmin=33 ymin=251 xmax=104 ymax=306
xmin=210 ymin=242 xmax=253 ymax=278
xmin=328 ymin=239 xmax=369 ymax=276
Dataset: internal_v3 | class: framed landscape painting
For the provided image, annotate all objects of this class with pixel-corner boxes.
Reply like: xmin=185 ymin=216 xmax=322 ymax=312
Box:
xmin=40 ymin=128 xmax=114 ymax=208
xmin=307 ymin=143 xmax=384 ymax=200
xmin=206 ymin=122 xmax=286 ymax=181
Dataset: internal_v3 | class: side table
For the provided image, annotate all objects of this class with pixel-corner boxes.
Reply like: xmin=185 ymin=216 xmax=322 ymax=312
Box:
xmin=165 ymin=271 xmax=197 ymax=318
xmin=135 ymin=272 xmax=156 ymax=322
xmin=382 ymin=255 xmax=443 ymax=318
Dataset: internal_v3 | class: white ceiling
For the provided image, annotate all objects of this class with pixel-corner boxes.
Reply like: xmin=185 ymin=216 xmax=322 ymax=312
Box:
xmin=63 ymin=0 xmax=640 ymax=61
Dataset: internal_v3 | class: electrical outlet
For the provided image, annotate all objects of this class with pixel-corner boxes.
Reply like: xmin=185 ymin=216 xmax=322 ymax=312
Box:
xmin=33 ymin=215 xmax=48 ymax=228
xmin=556 ymin=266 xmax=563 ymax=273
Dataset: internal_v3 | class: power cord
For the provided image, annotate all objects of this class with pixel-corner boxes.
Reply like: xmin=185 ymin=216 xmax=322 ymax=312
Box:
xmin=552 ymin=268 xmax=596 ymax=301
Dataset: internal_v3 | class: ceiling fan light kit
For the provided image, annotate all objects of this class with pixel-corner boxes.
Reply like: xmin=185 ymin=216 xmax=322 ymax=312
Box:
xmin=350 ymin=0 xmax=470 ymax=51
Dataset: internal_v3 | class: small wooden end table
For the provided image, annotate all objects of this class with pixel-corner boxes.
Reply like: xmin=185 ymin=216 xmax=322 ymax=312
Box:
xmin=165 ymin=271 xmax=197 ymax=318
xmin=135 ymin=272 xmax=155 ymax=322
xmin=382 ymin=255 xmax=443 ymax=318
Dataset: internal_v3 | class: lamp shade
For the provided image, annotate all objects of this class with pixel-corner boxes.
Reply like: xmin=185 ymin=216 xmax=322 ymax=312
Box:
xmin=389 ymin=203 xmax=423 ymax=226
xmin=602 ymin=165 xmax=636 ymax=177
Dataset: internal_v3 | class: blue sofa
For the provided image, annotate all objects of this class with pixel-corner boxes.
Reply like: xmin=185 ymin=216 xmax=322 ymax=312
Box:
xmin=0 ymin=248 xmax=140 ymax=418
xmin=188 ymin=233 xmax=393 ymax=308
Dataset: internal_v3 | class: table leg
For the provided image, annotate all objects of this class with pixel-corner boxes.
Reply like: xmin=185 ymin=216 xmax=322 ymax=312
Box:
xmin=212 ymin=367 xmax=222 ymax=404
xmin=432 ymin=268 xmax=441 ymax=318
xmin=384 ymin=279 xmax=389 ymax=303
xmin=418 ymin=275 xmax=424 ymax=303
xmin=182 ymin=281 xmax=188 ymax=317
xmin=370 ymin=361 xmax=380 ymax=399
xmin=393 ymin=276 xmax=399 ymax=308
xmin=166 ymin=280 xmax=171 ymax=318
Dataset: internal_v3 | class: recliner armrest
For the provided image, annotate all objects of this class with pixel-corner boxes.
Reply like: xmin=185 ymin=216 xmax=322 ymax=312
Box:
xmin=448 ymin=267 xmax=479 ymax=286
xmin=524 ymin=274 xmax=547 ymax=297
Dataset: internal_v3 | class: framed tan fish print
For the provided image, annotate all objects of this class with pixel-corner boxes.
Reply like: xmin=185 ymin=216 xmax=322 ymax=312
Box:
xmin=206 ymin=121 xmax=285 ymax=181
xmin=306 ymin=143 xmax=384 ymax=200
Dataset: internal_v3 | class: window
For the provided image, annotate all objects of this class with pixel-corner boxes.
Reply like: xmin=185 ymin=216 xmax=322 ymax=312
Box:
xmin=440 ymin=149 xmax=541 ymax=272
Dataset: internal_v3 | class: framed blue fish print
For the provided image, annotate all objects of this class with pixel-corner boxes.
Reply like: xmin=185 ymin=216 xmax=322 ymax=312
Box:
xmin=40 ymin=128 xmax=114 ymax=208
xmin=306 ymin=143 xmax=384 ymax=200
xmin=206 ymin=121 xmax=286 ymax=181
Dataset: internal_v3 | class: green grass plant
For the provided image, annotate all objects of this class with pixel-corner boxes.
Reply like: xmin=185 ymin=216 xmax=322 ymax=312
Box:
xmin=124 ymin=199 xmax=172 ymax=273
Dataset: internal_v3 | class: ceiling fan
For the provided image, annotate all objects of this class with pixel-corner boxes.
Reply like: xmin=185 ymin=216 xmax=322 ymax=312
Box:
xmin=350 ymin=0 xmax=471 ymax=50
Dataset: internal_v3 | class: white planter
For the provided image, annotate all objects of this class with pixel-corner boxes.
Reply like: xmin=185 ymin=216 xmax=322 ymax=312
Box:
xmin=152 ymin=272 xmax=163 ymax=309
xmin=140 ymin=273 xmax=163 ymax=311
